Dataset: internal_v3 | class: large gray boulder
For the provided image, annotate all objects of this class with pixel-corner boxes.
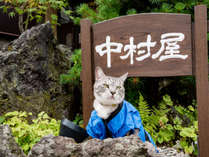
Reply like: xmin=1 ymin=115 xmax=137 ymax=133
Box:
xmin=28 ymin=135 xmax=187 ymax=157
xmin=0 ymin=22 xmax=75 ymax=120
xmin=0 ymin=125 xmax=188 ymax=157
xmin=0 ymin=125 xmax=26 ymax=157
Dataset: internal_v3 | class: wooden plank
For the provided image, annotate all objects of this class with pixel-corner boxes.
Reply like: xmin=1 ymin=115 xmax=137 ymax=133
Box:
xmin=80 ymin=19 xmax=94 ymax=127
xmin=92 ymin=13 xmax=192 ymax=77
xmin=194 ymin=5 xmax=209 ymax=157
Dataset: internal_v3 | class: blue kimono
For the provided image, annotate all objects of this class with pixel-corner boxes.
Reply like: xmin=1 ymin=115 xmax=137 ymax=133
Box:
xmin=86 ymin=100 xmax=156 ymax=147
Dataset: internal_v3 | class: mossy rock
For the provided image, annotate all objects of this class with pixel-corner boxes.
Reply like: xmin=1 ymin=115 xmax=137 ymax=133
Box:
xmin=0 ymin=22 xmax=75 ymax=120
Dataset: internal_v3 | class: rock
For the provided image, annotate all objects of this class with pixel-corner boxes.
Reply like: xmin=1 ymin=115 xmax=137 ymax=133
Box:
xmin=0 ymin=22 xmax=75 ymax=120
xmin=0 ymin=124 xmax=188 ymax=157
xmin=0 ymin=37 xmax=10 ymax=50
xmin=0 ymin=125 xmax=26 ymax=157
xmin=28 ymin=134 xmax=188 ymax=157
xmin=28 ymin=135 xmax=82 ymax=157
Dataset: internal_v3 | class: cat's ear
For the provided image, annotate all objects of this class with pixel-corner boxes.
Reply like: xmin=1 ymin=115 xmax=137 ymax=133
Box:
xmin=120 ymin=72 xmax=128 ymax=82
xmin=95 ymin=66 xmax=105 ymax=80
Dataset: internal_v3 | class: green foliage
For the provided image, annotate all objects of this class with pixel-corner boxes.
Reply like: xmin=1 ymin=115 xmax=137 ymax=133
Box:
xmin=73 ymin=113 xmax=84 ymax=128
xmin=149 ymin=0 xmax=201 ymax=14
xmin=175 ymin=2 xmax=186 ymax=10
xmin=0 ymin=116 xmax=5 ymax=124
xmin=75 ymin=0 xmax=120 ymax=24
xmin=60 ymin=49 xmax=82 ymax=85
xmin=125 ymin=78 xmax=143 ymax=107
xmin=137 ymin=94 xmax=198 ymax=156
xmin=138 ymin=93 xmax=151 ymax=122
xmin=126 ymin=8 xmax=137 ymax=15
xmin=0 ymin=0 xmax=72 ymax=31
xmin=74 ymin=0 xmax=209 ymax=25
xmin=3 ymin=111 xmax=60 ymax=154
xmin=74 ymin=0 xmax=140 ymax=24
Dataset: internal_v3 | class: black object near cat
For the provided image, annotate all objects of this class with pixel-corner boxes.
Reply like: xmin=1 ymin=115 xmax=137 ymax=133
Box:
xmin=59 ymin=118 xmax=89 ymax=143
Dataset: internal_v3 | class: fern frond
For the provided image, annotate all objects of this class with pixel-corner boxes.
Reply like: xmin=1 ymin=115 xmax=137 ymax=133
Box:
xmin=138 ymin=93 xmax=151 ymax=123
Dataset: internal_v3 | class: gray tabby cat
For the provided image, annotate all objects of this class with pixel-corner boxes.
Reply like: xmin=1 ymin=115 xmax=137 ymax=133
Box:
xmin=93 ymin=66 xmax=128 ymax=119
xmin=93 ymin=66 xmax=188 ymax=157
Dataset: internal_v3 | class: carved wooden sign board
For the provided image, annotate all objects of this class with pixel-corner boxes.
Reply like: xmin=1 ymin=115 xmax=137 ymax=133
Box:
xmin=81 ymin=5 xmax=209 ymax=157
xmin=93 ymin=14 xmax=192 ymax=77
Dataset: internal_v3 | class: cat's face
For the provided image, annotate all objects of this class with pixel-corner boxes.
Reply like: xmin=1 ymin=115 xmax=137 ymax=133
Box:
xmin=94 ymin=66 xmax=128 ymax=105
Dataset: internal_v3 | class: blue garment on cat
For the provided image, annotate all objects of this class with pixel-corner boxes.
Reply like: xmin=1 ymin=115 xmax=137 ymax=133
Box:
xmin=86 ymin=100 xmax=157 ymax=148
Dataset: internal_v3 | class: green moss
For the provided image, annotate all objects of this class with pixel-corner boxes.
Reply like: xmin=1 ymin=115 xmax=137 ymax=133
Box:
xmin=0 ymin=87 xmax=73 ymax=120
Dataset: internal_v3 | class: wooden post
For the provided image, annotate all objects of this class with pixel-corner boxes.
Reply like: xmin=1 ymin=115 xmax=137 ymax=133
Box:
xmin=80 ymin=19 xmax=94 ymax=127
xmin=45 ymin=7 xmax=57 ymax=39
xmin=194 ymin=5 xmax=209 ymax=157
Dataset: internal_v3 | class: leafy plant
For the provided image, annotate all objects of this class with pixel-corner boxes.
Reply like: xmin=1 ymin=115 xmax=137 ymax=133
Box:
xmin=3 ymin=111 xmax=60 ymax=154
xmin=137 ymin=94 xmax=198 ymax=156
xmin=125 ymin=77 xmax=143 ymax=107
xmin=0 ymin=116 xmax=5 ymax=124
xmin=74 ymin=0 xmax=138 ymax=24
xmin=60 ymin=49 xmax=82 ymax=85
xmin=149 ymin=0 xmax=200 ymax=14
xmin=74 ymin=0 xmax=120 ymax=24
xmin=0 ymin=0 xmax=72 ymax=32
xmin=73 ymin=113 xmax=84 ymax=128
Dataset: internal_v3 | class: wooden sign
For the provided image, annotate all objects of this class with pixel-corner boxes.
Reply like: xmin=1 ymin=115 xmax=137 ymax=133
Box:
xmin=81 ymin=5 xmax=209 ymax=157
xmin=93 ymin=14 xmax=192 ymax=77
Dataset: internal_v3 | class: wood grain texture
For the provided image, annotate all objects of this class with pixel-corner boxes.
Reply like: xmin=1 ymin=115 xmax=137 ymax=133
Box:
xmin=92 ymin=14 xmax=192 ymax=77
xmin=194 ymin=5 xmax=209 ymax=157
xmin=80 ymin=19 xmax=94 ymax=127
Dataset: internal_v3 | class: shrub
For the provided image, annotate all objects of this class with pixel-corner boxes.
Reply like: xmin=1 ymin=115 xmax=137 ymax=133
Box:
xmin=0 ymin=0 xmax=72 ymax=32
xmin=2 ymin=111 xmax=60 ymax=154
xmin=60 ymin=49 xmax=82 ymax=85
xmin=138 ymin=93 xmax=198 ymax=156
xmin=73 ymin=113 xmax=84 ymax=128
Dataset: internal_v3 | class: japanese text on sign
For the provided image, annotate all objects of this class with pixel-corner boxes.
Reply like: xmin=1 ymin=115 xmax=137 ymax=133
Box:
xmin=95 ymin=33 xmax=188 ymax=68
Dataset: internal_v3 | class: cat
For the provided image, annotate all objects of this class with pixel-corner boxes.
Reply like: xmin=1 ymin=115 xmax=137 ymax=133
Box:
xmin=93 ymin=66 xmax=128 ymax=120
xmin=86 ymin=67 xmax=188 ymax=156
xmin=87 ymin=66 xmax=155 ymax=143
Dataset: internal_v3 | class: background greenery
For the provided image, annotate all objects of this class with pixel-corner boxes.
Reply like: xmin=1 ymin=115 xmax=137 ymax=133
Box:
xmin=0 ymin=0 xmax=72 ymax=32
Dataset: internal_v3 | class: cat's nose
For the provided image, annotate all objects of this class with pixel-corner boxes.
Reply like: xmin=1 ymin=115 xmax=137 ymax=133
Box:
xmin=111 ymin=91 xmax=116 ymax=95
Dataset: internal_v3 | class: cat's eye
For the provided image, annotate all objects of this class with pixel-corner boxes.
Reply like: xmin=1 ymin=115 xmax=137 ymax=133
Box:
xmin=116 ymin=86 xmax=121 ymax=89
xmin=103 ymin=84 xmax=109 ymax=88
